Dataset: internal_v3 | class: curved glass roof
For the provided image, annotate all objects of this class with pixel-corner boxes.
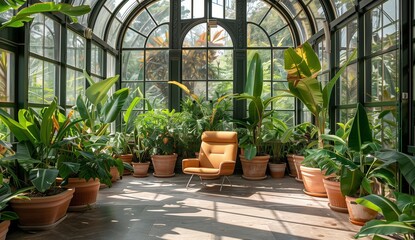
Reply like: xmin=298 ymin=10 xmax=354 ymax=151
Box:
xmin=61 ymin=0 xmax=356 ymax=46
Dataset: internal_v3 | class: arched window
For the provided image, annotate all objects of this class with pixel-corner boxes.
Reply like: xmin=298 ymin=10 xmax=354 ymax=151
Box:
xmin=181 ymin=23 xmax=234 ymax=100
xmin=121 ymin=0 xmax=170 ymax=111
xmin=247 ymin=0 xmax=296 ymax=125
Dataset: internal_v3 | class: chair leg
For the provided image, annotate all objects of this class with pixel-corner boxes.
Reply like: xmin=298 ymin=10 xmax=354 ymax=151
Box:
xmin=220 ymin=176 xmax=232 ymax=191
xmin=186 ymin=174 xmax=194 ymax=190
xmin=198 ymin=175 xmax=205 ymax=186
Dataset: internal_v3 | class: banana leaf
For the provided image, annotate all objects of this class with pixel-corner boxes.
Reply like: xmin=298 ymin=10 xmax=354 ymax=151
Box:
xmin=100 ymin=88 xmax=129 ymax=124
xmin=246 ymin=52 xmax=263 ymax=97
xmin=85 ymin=73 xmax=120 ymax=106
xmin=29 ymin=168 xmax=59 ymax=193
xmin=356 ymin=194 xmax=400 ymax=221
xmin=355 ymin=220 xmax=415 ymax=238
xmin=348 ymin=103 xmax=373 ymax=153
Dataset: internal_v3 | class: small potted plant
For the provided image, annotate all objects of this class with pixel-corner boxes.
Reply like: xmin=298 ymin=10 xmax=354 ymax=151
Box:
xmin=135 ymin=109 xmax=180 ymax=178
xmin=262 ymin=117 xmax=288 ymax=178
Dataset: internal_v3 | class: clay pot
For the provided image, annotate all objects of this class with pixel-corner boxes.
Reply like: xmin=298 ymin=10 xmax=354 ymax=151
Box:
xmin=0 ymin=220 xmax=10 ymax=240
xmin=240 ymin=155 xmax=270 ymax=180
xmin=300 ymin=166 xmax=327 ymax=197
xmin=132 ymin=162 xmax=150 ymax=178
xmin=151 ymin=154 xmax=177 ymax=177
xmin=268 ymin=163 xmax=286 ymax=178
xmin=323 ymin=178 xmax=348 ymax=212
xmin=286 ymin=154 xmax=297 ymax=177
xmin=346 ymin=196 xmax=378 ymax=226
xmin=293 ymin=155 xmax=304 ymax=182
xmin=10 ymin=188 xmax=74 ymax=230
xmin=110 ymin=166 xmax=121 ymax=182
xmin=57 ymin=178 xmax=100 ymax=211
xmin=119 ymin=154 xmax=133 ymax=175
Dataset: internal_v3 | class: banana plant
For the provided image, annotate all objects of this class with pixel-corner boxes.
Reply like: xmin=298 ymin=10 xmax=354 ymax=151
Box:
xmin=0 ymin=0 xmax=91 ymax=30
xmin=355 ymin=192 xmax=415 ymax=240
xmin=284 ymin=42 xmax=357 ymax=149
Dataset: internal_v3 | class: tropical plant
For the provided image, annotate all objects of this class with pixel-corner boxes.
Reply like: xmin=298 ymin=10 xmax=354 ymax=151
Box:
xmin=0 ymin=98 xmax=79 ymax=193
xmin=306 ymin=103 xmax=396 ymax=197
xmin=353 ymin=151 xmax=415 ymax=239
xmin=262 ymin=117 xmax=288 ymax=164
xmin=233 ymin=52 xmax=283 ymax=160
xmin=284 ymin=42 xmax=357 ymax=149
xmin=0 ymin=0 xmax=91 ymax=30
xmin=135 ymin=109 xmax=181 ymax=155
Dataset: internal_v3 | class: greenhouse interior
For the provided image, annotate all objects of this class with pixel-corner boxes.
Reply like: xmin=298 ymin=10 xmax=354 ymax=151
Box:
xmin=0 ymin=0 xmax=414 ymax=239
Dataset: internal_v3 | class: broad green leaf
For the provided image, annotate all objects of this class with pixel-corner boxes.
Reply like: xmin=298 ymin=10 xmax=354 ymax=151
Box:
xmin=0 ymin=108 xmax=30 ymax=142
xmin=39 ymin=99 xmax=57 ymax=146
xmin=85 ymin=74 xmax=120 ymax=106
xmin=101 ymin=88 xmax=129 ymax=124
xmin=340 ymin=165 xmax=363 ymax=196
xmin=243 ymin=144 xmax=257 ymax=160
xmin=356 ymin=194 xmax=400 ymax=221
xmin=288 ymin=77 xmax=322 ymax=117
xmin=284 ymin=42 xmax=321 ymax=82
xmin=375 ymin=151 xmax=415 ymax=190
xmin=246 ymin=52 xmax=263 ymax=97
xmin=0 ymin=211 xmax=18 ymax=221
xmin=29 ymin=168 xmax=59 ymax=193
xmin=348 ymin=103 xmax=372 ymax=152
xmin=57 ymin=162 xmax=80 ymax=180
xmin=355 ymin=220 xmax=415 ymax=238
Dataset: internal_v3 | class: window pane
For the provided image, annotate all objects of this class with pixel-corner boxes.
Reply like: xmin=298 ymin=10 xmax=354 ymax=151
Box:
xmin=30 ymin=14 xmax=44 ymax=56
xmin=247 ymin=24 xmax=270 ymax=47
xmin=91 ymin=44 xmax=103 ymax=76
xmin=44 ymin=16 xmax=59 ymax=60
xmin=108 ymin=19 xmax=122 ymax=48
xmin=28 ymin=58 xmax=56 ymax=104
xmin=212 ymin=0 xmax=224 ymax=18
xmin=261 ymin=8 xmax=287 ymax=35
xmin=208 ymin=50 xmax=233 ymax=80
xmin=131 ymin=10 xmax=157 ymax=36
xmin=67 ymin=30 xmax=86 ymax=69
xmin=147 ymin=0 xmax=170 ymax=24
xmin=340 ymin=63 xmax=357 ymax=105
xmin=183 ymin=23 xmax=207 ymax=47
xmin=122 ymin=51 xmax=144 ymax=81
xmin=208 ymin=26 xmax=233 ymax=47
xmin=146 ymin=25 xmax=169 ymax=48
xmin=193 ymin=0 xmax=204 ymax=18
xmin=225 ymin=0 xmax=236 ymax=19
xmin=145 ymin=50 xmax=169 ymax=81
xmin=271 ymin=26 xmax=293 ymax=47
xmin=146 ymin=82 xmax=168 ymax=109
xmin=182 ymin=50 xmax=207 ymax=80
xmin=333 ymin=0 xmax=354 ymax=17
xmin=123 ymin=29 xmax=146 ymax=48
xmin=247 ymin=0 xmax=270 ymax=24
xmin=181 ymin=0 xmax=191 ymax=19
xmin=0 ymin=50 xmax=14 ymax=103
xmin=66 ymin=69 xmax=84 ymax=106
xmin=93 ymin=8 xmax=111 ymax=39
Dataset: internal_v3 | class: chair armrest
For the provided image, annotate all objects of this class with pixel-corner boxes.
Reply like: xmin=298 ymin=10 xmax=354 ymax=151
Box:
xmin=218 ymin=161 xmax=236 ymax=175
xmin=182 ymin=158 xmax=200 ymax=169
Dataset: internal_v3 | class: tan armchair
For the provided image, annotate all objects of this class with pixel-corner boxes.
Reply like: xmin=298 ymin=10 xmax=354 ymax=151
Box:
xmin=182 ymin=131 xmax=238 ymax=191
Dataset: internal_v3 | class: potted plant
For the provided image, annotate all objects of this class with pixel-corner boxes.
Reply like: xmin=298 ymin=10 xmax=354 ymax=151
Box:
xmin=309 ymin=103 xmax=396 ymax=224
xmin=0 ymin=99 xmax=75 ymax=230
xmin=283 ymin=42 xmax=357 ymax=196
xmin=262 ymin=117 xmax=288 ymax=178
xmin=135 ymin=109 xmax=180 ymax=178
xmin=54 ymin=72 xmax=130 ymax=210
xmin=353 ymin=150 xmax=415 ymax=239
xmin=232 ymin=52 xmax=283 ymax=180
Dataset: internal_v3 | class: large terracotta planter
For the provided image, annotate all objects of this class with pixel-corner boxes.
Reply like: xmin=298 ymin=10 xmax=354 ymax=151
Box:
xmin=286 ymin=154 xmax=297 ymax=177
xmin=57 ymin=178 xmax=100 ymax=211
xmin=119 ymin=154 xmax=133 ymax=175
xmin=240 ymin=155 xmax=270 ymax=180
xmin=10 ymin=188 xmax=74 ymax=230
xmin=268 ymin=163 xmax=286 ymax=178
xmin=346 ymin=196 xmax=378 ymax=226
xmin=300 ymin=166 xmax=327 ymax=197
xmin=0 ymin=220 xmax=10 ymax=240
xmin=132 ymin=162 xmax=150 ymax=178
xmin=323 ymin=178 xmax=348 ymax=213
xmin=151 ymin=154 xmax=177 ymax=177
xmin=293 ymin=155 xmax=304 ymax=182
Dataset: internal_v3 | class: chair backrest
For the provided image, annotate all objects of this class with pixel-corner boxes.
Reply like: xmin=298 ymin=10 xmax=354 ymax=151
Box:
xmin=198 ymin=131 xmax=238 ymax=169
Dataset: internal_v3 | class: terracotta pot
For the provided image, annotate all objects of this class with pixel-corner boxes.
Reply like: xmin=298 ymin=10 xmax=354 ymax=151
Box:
xmin=268 ymin=163 xmax=286 ymax=178
xmin=110 ymin=166 xmax=121 ymax=182
xmin=10 ymin=188 xmax=74 ymax=230
xmin=286 ymin=154 xmax=297 ymax=177
xmin=151 ymin=154 xmax=177 ymax=178
xmin=346 ymin=196 xmax=378 ymax=226
xmin=119 ymin=154 xmax=133 ymax=175
xmin=300 ymin=166 xmax=327 ymax=197
xmin=132 ymin=162 xmax=150 ymax=178
xmin=0 ymin=220 xmax=10 ymax=240
xmin=323 ymin=178 xmax=348 ymax=212
xmin=240 ymin=155 xmax=270 ymax=180
xmin=57 ymin=178 xmax=100 ymax=211
xmin=293 ymin=155 xmax=304 ymax=182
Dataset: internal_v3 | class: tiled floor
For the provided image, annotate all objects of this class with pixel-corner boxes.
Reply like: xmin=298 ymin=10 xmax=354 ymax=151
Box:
xmin=6 ymin=174 xmax=364 ymax=240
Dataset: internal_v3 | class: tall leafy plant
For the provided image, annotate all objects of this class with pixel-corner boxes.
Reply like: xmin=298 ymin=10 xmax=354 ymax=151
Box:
xmin=233 ymin=52 xmax=283 ymax=160
xmin=284 ymin=42 xmax=357 ymax=148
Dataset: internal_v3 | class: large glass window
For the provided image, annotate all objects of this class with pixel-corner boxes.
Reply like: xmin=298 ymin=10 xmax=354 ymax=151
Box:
xmin=247 ymin=0 xmax=295 ymax=126
xmin=66 ymin=30 xmax=86 ymax=107
xmin=182 ymin=24 xmax=234 ymax=101
xmin=336 ymin=19 xmax=358 ymax=123
xmin=365 ymin=0 xmax=399 ymax=149
xmin=29 ymin=14 xmax=60 ymax=105
xmin=122 ymin=0 xmax=170 ymax=110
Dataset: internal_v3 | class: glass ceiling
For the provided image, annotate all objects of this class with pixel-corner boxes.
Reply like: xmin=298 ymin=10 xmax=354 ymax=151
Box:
xmin=63 ymin=0 xmax=355 ymax=46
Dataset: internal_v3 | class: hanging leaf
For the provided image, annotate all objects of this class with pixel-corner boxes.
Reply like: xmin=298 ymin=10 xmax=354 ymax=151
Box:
xmin=348 ymin=103 xmax=372 ymax=152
